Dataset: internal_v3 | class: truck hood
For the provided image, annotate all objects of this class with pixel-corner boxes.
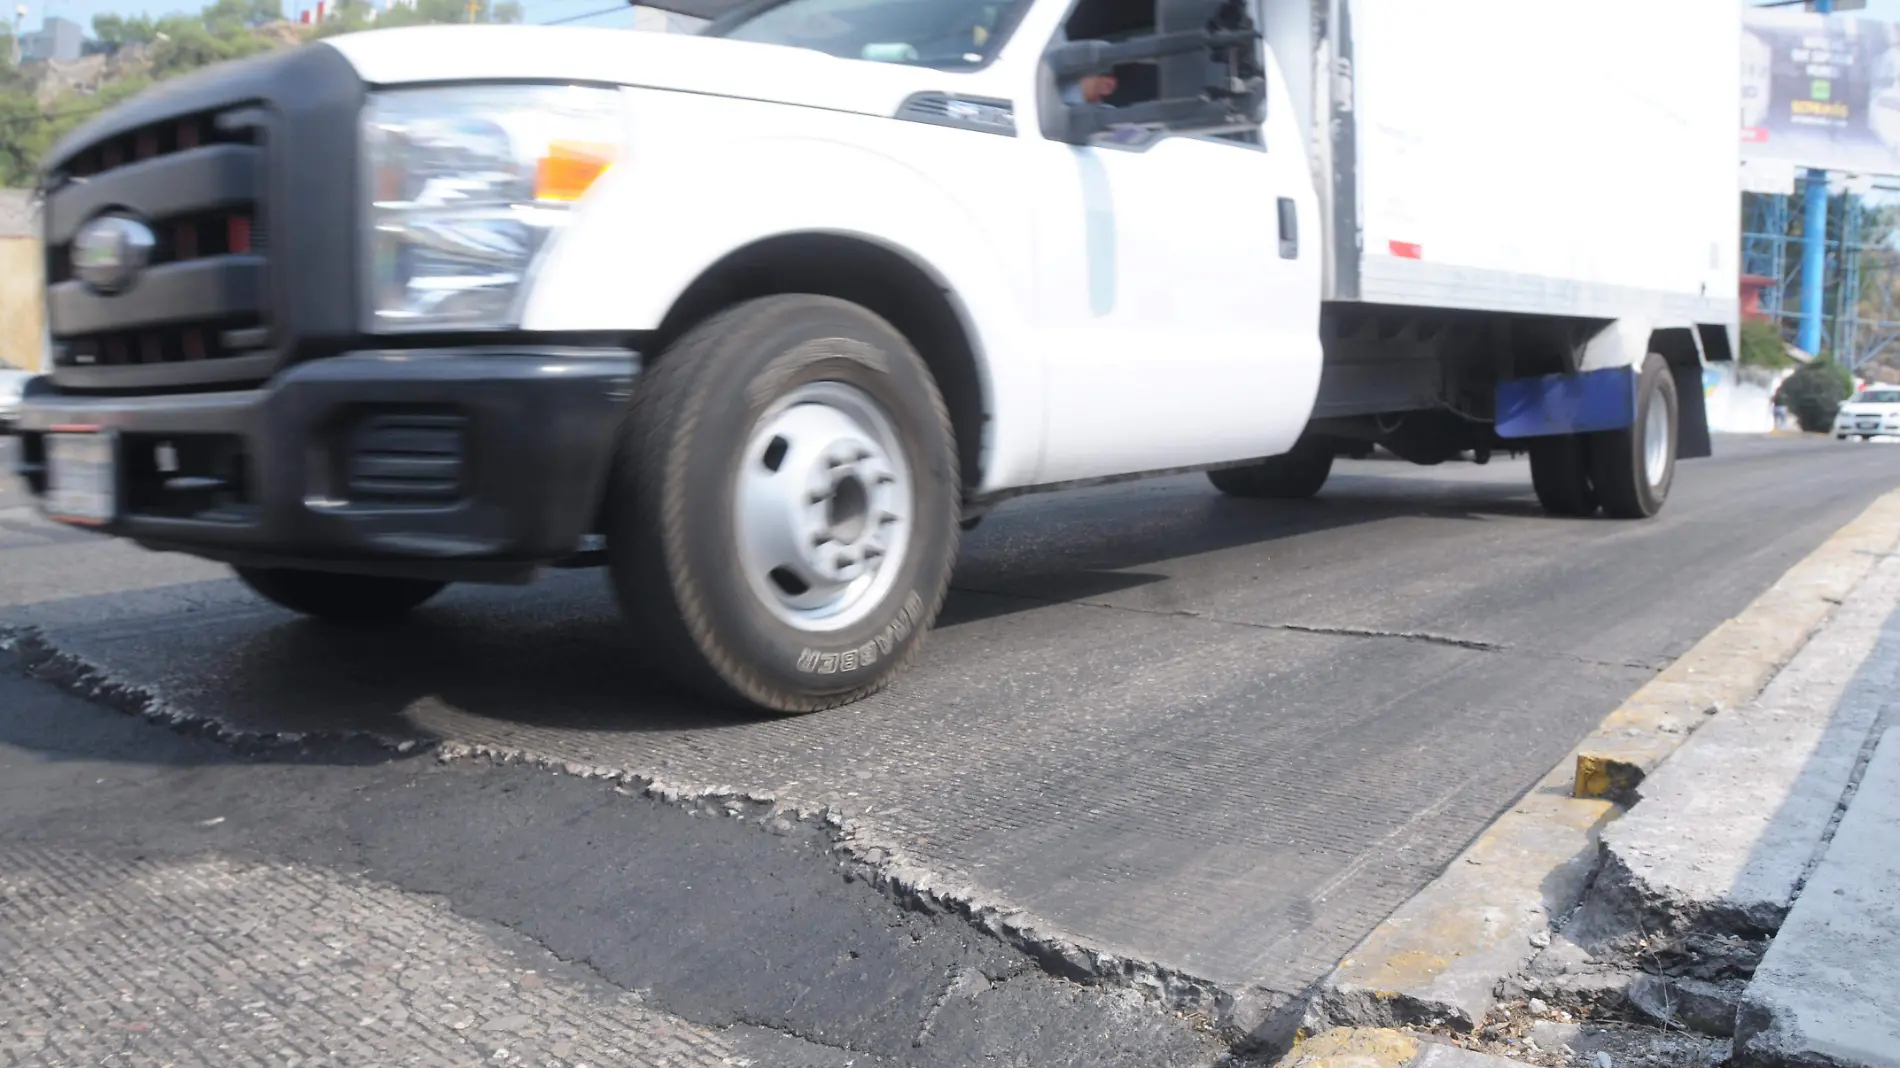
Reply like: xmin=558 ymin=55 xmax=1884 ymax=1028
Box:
xmin=323 ymin=24 xmax=953 ymax=119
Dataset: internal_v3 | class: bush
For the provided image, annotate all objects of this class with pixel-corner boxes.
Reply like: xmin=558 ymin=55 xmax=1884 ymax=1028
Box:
xmin=1739 ymin=319 xmax=1796 ymax=370
xmin=1775 ymin=358 xmax=1856 ymax=432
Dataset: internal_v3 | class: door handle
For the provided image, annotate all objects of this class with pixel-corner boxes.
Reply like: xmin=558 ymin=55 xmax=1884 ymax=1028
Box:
xmin=1278 ymin=197 xmax=1298 ymax=260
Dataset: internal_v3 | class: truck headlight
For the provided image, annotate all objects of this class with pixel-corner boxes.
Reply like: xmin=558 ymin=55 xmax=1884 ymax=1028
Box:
xmin=362 ymin=84 xmax=625 ymax=333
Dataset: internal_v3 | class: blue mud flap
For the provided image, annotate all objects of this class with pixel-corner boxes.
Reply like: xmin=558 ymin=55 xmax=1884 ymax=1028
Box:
xmin=1494 ymin=366 xmax=1636 ymax=440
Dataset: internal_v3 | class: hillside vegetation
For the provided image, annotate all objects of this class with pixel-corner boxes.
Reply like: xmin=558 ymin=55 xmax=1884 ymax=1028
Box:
xmin=0 ymin=0 xmax=523 ymax=186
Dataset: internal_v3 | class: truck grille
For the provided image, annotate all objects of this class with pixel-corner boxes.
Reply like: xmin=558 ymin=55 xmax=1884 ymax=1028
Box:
xmin=36 ymin=46 xmax=368 ymax=395
xmin=41 ymin=104 xmax=274 ymax=391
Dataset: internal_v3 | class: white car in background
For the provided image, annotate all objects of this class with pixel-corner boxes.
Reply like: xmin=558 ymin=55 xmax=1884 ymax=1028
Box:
xmin=1835 ymin=387 xmax=1900 ymax=440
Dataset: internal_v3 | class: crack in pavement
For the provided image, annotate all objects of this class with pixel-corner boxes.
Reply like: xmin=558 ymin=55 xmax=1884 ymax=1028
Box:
xmin=1269 ymin=621 xmax=1505 ymax=652
xmin=951 ymin=584 xmax=1664 ymax=672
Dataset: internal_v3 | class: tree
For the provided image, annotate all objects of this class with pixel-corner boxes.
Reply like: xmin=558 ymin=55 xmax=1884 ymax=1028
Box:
xmin=92 ymin=13 xmax=161 ymax=48
xmin=313 ymin=0 xmax=524 ymax=37
xmin=1775 ymin=358 xmax=1855 ymax=433
xmin=6 ymin=0 xmax=541 ymax=184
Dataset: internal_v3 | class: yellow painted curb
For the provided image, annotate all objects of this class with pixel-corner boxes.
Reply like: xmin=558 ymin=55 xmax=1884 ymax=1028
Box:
xmin=1277 ymin=1028 xmax=1421 ymax=1068
xmin=1319 ymin=486 xmax=1900 ymax=1031
xmin=1571 ymin=487 xmax=1900 ymax=800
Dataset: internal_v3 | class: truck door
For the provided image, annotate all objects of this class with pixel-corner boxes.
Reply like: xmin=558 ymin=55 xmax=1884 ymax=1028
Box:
xmin=1028 ymin=12 xmax=1322 ymax=487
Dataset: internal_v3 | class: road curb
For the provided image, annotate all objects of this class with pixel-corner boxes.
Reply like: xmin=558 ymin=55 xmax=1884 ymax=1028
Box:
xmin=1309 ymin=487 xmax=1900 ymax=1035
xmin=1272 ymin=1027 xmax=1531 ymax=1068
xmin=1572 ymin=493 xmax=1900 ymax=802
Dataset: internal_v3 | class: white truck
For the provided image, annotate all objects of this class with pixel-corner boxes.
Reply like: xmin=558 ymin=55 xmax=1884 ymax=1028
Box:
xmin=13 ymin=0 xmax=1738 ymax=712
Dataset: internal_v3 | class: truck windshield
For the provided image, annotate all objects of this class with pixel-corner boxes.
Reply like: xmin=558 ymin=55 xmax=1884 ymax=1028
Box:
xmin=705 ymin=0 xmax=1030 ymax=70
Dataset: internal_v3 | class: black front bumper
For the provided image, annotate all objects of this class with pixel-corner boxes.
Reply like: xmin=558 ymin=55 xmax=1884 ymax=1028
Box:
xmin=14 ymin=347 xmax=637 ymax=583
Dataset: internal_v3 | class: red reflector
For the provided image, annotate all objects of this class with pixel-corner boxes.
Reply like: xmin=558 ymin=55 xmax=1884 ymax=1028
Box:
xmin=1389 ymin=240 xmax=1423 ymax=260
xmin=227 ymin=215 xmax=252 ymax=255
xmin=136 ymin=132 xmax=158 ymax=160
xmin=183 ymin=329 xmax=208 ymax=361
xmin=178 ymin=121 xmax=200 ymax=150
xmin=175 ymin=221 xmax=199 ymax=261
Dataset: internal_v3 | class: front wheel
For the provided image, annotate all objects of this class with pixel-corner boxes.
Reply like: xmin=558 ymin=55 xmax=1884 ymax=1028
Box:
xmin=605 ymin=295 xmax=960 ymax=714
xmin=1589 ymin=353 xmax=1679 ymax=520
xmin=235 ymin=567 xmax=446 ymax=622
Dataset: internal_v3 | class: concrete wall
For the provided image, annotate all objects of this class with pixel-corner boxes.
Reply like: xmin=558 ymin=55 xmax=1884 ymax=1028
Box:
xmin=1702 ymin=362 xmax=1790 ymax=435
xmin=0 ymin=189 xmax=42 ymax=372
xmin=0 ymin=238 xmax=45 ymax=373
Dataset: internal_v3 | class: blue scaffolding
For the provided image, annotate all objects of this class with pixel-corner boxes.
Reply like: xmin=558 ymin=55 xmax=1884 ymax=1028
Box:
xmin=1745 ymin=182 xmax=1900 ymax=370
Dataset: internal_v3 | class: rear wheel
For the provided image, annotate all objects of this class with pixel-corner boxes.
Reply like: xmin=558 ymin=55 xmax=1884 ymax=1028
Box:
xmin=235 ymin=567 xmax=446 ymax=622
xmin=1589 ymin=352 xmax=1678 ymax=520
xmin=1528 ymin=435 xmax=1597 ymax=517
xmin=1208 ymin=436 xmax=1335 ymax=499
xmin=604 ymin=295 xmax=960 ymax=713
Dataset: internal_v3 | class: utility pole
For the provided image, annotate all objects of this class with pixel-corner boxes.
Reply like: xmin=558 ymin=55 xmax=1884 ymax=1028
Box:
xmin=1798 ymin=0 xmax=1833 ymax=358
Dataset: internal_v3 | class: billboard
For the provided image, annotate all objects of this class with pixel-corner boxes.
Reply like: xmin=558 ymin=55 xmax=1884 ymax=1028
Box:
xmin=1742 ymin=9 xmax=1900 ymax=176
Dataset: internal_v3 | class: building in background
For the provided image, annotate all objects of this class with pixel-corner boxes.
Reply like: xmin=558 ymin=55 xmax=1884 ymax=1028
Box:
xmin=18 ymin=15 xmax=82 ymax=63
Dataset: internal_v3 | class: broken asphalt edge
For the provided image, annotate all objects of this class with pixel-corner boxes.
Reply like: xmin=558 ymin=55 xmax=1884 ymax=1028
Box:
xmin=1306 ymin=487 xmax=1900 ymax=1038
xmin=0 ymin=624 xmax=1246 ymax=1046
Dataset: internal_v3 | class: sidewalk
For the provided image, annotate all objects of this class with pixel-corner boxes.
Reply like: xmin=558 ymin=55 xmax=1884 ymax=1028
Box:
xmin=1281 ymin=492 xmax=1900 ymax=1068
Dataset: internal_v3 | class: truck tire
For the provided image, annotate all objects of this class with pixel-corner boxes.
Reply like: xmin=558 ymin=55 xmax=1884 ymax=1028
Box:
xmin=1589 ymin=352 xmax=1678 ymax=520
xmin=1207 ymin=436 xmax=1334 ymax=499
xmin=604 ymin=295 xmax=960 ymax=714
xmin=234 ymin=567 xmax=446 ymax=622
xmin=1528 ymin=435 xmax=1597 ymax=517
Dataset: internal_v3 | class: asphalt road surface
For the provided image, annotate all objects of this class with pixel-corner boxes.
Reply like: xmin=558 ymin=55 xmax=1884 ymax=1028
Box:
xmin=6 ymin=433 xmax=1900 ymax=1064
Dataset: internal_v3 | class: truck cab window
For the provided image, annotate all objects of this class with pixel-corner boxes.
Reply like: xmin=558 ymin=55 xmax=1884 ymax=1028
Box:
xmin=1058 ymin=0 xmax=1159 ymax=107
xmin=707 ymin=0 xmax=1032 ymax=69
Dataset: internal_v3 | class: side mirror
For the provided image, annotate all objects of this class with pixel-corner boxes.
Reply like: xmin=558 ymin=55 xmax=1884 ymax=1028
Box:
xmin=1047 ymin=0 xmax=1265 ymax=146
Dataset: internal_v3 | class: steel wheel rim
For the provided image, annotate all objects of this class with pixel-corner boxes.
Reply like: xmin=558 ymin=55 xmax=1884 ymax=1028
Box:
xmin=1643 ymin=393 xmax=1671 ymax=490
xmin=733 ymin=380 xmax=914 ymax=633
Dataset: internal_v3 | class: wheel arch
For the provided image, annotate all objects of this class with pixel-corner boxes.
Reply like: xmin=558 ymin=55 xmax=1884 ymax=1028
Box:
xmin=647 ymin=231 xmax=993 ymax=500
xmin=1577 ymin=318 xmax=1712 ymax=461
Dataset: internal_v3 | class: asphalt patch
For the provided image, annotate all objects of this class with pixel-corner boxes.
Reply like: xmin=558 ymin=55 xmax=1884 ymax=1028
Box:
xmin=0 ymin=647 xmax=1225 ymax=1067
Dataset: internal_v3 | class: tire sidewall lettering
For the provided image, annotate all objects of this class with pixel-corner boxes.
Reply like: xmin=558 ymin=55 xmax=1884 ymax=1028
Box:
xmin=795 ymin=589 xmax=926 ymax=676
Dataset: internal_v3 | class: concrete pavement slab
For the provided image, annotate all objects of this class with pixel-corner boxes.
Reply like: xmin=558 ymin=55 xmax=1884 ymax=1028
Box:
xmin=1735 ymin=729 xmax=1900 ymax=1068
